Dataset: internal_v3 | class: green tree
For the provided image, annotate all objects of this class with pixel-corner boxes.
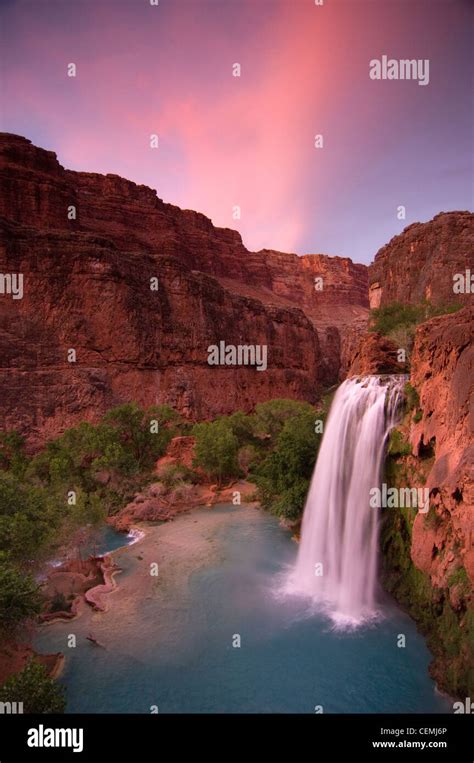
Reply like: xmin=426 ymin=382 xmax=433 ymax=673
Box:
xmin=0 ymin=404 xmax=185 ymax=598
xmin=0 ymin=659 xmax=66 ymax=713
xmin=193 ymin=419 xmax=240 ymax=485
xmin=0 ymin=472 xmax=57 ymax=561
xmin=0 ymin=557 xmax=42 ymax=636
xmin=28 ymin=422 xmax=110 ymax=491
xmin=226 ymin=411 xmax=255 ymax=446
xmin=103 ymin=403 xmax=180 ymax=472
xmin=0 ymin=431 xmax=28 ymax=478
xmin=253 ymin=399 xmax=316 ymax=446
xmin=69 ymin=490 xmax=106 ymax=526
xmin=254 ymin=409 xmax=323 ymax=520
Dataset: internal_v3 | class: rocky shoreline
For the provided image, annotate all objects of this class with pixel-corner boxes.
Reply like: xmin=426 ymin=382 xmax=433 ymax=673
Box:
xmin=0 ymin=643 xmax=64 ymax=688
xmin=31 ymin=472 xmax=259 ymax=675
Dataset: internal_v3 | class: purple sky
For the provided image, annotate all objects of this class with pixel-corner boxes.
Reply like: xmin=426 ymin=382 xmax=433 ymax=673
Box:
xmin=1 ymin=0 xmax=473 ymax=263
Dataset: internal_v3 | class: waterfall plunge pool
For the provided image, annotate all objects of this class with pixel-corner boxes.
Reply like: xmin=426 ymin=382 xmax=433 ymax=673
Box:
xmin=34 ymin=504 xmax=450 ymax=714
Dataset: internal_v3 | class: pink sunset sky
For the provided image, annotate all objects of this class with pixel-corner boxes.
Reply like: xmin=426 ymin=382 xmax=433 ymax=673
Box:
xmin=1 ymin=0 xmax=472 ymax=263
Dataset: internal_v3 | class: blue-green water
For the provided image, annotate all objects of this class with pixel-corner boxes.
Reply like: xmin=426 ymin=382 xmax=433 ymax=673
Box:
xmin=35 ymin=505 xmax=450 ymax=713
xmin=81 ymin=525 xmax=142 ymax=557
xmin=42 ymin=526 xmax=140 ymax=577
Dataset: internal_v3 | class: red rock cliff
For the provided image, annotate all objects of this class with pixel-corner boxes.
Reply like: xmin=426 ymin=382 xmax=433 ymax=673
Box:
xmin=409 ymin=306 xmax=473 ymax=591
xmin=369 ymin=211 xmax=474 ymax=309
xmin=380 ymin=306 xmax=473 ymax=697
xmin=0 ymin=134 xmax=368 ymax=447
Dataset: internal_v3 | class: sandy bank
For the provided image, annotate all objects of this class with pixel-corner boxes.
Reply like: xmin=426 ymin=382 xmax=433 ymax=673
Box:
xmin=41 ymin=504 xmax=263 ymax=658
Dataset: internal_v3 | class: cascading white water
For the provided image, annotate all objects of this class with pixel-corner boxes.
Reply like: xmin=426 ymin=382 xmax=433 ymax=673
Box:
xmin=290 ymin=375 xmax=405 ymax=627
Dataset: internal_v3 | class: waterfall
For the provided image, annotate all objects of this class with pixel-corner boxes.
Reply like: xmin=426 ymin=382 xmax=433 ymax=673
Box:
xmin=290 ymin=375 xmax=405 ymax=627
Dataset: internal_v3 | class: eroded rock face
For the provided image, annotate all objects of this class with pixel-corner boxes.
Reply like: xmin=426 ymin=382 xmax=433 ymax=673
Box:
xmin=346 ymin=332 xmax=408 ymax=376
xmin=381 ymin=306 xmax=473 ymax=698
xmin=155 ymin=436 xmax=197 ymax=474
xmin=410 ymin=306 xmax=474 ymax=589
xmin=0 ymin=133 xmax=369 ymax=446
xmin=369 ymin=211 xmax=474 ymax=307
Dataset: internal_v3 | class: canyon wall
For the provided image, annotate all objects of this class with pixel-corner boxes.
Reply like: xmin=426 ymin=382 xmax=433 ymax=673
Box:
xmin=368 ymin=211 xmax=473 ymax=309
xmin=380 ymin=308 xmax=473 ymax=698
xmin=351 ymin=211 xmax=474 ymax=699
xmin=0 ymin=133 xmax=368 ymax=447
xmin=409 ymin=306 xmax=473 ymax=593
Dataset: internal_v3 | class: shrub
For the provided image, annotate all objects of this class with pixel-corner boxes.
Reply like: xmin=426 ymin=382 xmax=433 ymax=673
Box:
xmin=448 ymin=566 xmax=470 ymax=595
xmin=167 ymin=483 xmax=194 ymax=504
xmin=101 ymin=403 xmax=181 ymax=473
xmin=370 ymin=302 xmax=425 ymax=337
xmin=370 ymin=301 xmax=463 ymax=355
xmin=387 ymin=428 xmax=412 ymax=457
xmin=193 ymin=419 xmax=240 ymax=485
xmin=0 ymin=659 xmax=66 ymax=713
xmin=252 ymin=399 xmax=316 ymax=446
xmin=237 ymin=445 xmax=258 ymax=475
xmin=159 ymin=464 xmax=198 ymax=488
xmin=49 ymin=590 xmax=69 ymax=613
xmin=0 ymin=403 xmax=183 ymax=557
xmin=404 ymin=382 xmax=420 ymax=412
xmin=0 ymin=557 xmax=42 ymax=636
xmin=0 ymin=472 xmax=57 ymax=562
xmin=226 ymin=411 xmax=255 ymax=446
xmin=253 ymin=407 xmax=323 ymax=520
xmin=0 ymin=431 xmax=29 ymax=478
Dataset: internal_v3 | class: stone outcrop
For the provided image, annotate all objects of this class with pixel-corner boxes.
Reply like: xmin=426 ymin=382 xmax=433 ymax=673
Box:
xmin=369 ymin=211 xmax=474 ymax=308
xmin=0 ymin=644 xmax=63 ymax=687
xmin=84 ymin=556 xmax=122 ymax=612
xmin=0 ymin=133 xmax=369 ymax=447
xmin=111 ymin=478 xmax=257 ymax=532
xmin=346 ymin=332 xmax=408 ymax=376
xmin=41 ymin=554 xmax=121 ymax=619
xmin=155 ymin=436 xmax=197 ymax=473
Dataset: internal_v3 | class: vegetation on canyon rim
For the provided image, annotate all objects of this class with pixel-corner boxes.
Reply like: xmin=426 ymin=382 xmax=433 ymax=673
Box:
xmin=369 ymin=300 xmax=462 ymax=355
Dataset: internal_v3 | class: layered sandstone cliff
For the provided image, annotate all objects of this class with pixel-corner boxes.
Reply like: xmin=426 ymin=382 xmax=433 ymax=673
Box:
xmin=0 ymin=133 xmax=368 ymax=447
xmin=410 ymin=307 xmax=473 ymax=592
xmin=380 ymin=307 xmax=473 ymax=697
xmin=369 ymin=211 xmax=474 ymax=309
xmin=346 ymin=332 xmax=408 ymax=376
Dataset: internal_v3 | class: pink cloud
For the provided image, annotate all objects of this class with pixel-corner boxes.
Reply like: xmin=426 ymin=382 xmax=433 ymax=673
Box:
xmin=3 ymin=0 xmax=336 ymax=251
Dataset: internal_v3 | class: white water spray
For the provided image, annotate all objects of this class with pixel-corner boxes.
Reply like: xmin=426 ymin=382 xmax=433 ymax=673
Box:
xmin=290 ymin=375 xmax=405 ymax=626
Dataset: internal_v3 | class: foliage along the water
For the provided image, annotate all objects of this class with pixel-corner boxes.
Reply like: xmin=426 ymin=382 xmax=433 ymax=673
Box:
xmin=0 ymin=397 xmax=328 ymax=641
xmin=0 ymin=658 xmax=66 ymax=713
xmin=192 ymin=398 xmax=330 ymax=518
